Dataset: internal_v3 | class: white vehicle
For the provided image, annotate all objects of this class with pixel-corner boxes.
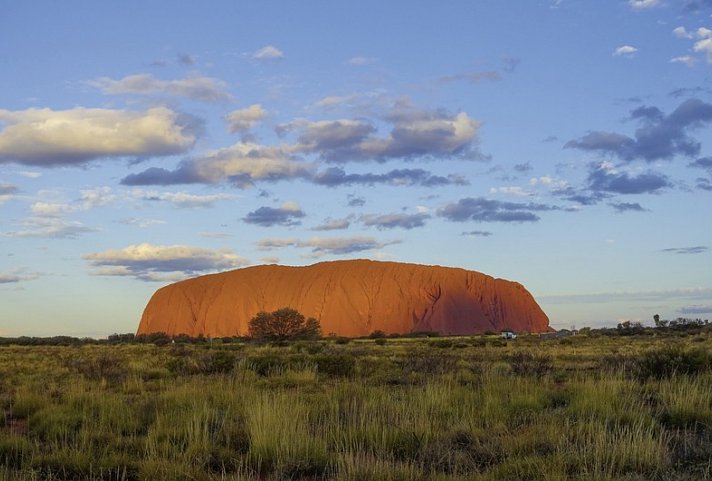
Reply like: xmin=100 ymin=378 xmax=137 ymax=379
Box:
xmin=501 ymin=331 xmax=517 ymax=340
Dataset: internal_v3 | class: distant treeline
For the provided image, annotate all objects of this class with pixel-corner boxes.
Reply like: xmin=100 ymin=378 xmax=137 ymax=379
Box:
xmin=0 ymin=318 xmax=709 ymax=346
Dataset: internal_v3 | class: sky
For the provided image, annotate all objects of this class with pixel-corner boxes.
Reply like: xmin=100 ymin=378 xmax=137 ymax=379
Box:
xmin=1 ymin=0 xmax=711 ymax=337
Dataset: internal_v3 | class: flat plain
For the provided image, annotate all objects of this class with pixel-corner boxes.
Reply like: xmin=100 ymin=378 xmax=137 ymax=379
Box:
xmin=1 ymin=327 xmax=711 ymax=481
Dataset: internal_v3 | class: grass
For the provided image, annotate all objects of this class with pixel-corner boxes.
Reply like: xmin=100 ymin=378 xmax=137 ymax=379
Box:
xmin=0 ymin=329 xmax=710 ymax=480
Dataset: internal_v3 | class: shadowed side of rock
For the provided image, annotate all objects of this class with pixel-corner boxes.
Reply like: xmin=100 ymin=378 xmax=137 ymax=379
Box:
xmin=137 ymin=259 xmax=550 ymax=337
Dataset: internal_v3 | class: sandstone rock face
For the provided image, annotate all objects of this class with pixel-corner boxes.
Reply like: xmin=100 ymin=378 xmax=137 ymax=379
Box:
xmin=137 ymin=260 xmax=550 ymax=337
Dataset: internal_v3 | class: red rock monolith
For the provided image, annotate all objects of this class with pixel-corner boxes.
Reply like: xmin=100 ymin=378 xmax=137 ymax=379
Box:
xmin=136 ymin=259 xmax=550 ymax=337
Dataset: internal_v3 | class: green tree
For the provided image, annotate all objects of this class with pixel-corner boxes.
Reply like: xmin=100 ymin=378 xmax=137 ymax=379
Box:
xmin=248 ymin=307 xmax=322 ymax=340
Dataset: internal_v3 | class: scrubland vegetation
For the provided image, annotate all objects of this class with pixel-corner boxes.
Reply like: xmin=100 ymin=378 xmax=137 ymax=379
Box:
xmin=1 ymin=326 xmax=711 ymax=480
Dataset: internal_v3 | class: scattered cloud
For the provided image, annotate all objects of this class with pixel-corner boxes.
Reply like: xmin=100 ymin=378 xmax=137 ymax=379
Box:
xmin=2 ymin=217 xmax=96 ymax=239
xmin=628 ymin=0 xmax=661 ymax=10
xmin=696 ymin=177 xmax=712 ymax=190
xmin=257 ymin=236 xmax=400 ymax=257
xmin=689 ymin=156 xmax=712 ymax=169
xmin=514 ymin=162 xmax=533 ymax=173
xmin=311 ymin=216 xmax=353 ymax=231
xmin=313 ymin=167 xmax=467 ymax=187
xmin=88 ymin=74 xmax=232 ymax=102
xmin=0 ymin=107 xmax=197 ymax=167
xmin=253 ymin=45 xmax=284 ymax=59
xmin=84 ymin=243 xmax=249 ymax=281
xmin=670 ymin=55 xmax=698 ymax=67
xmin=489 ymin=186 xmax=533 ymax=197
xmin=0 ymin=270 xmax=39 ymax=284
xmin=613 ymin=45 xmax=638 ymax=56
xmin=282 ymin=101 xmax=481 ymax=162
xmin=437 ymin=197 xmax=560 ymax=223
xmin=226 ymin=104 xmax=267 ymax=133
xmin=347 ymin=195 xmax=366 ymax=207
xmin=673 ymin=26 xmax=694 ymax=39
xmin=461 ymin=230 xmax=493 ymax=237
xmin=122 ymin=142 xmax=313 ymax=187
xmin=541 ymin=287 xmax=712 ymax=304
xmin=693 ymin=27 xmax=712 ymax=63
xmin=80 ymin=186 xmax=116 ymax=209
xmin=360 ymin=212 xmax=430 ymax=230
xmin=609 ymin=202 xmax=647 ymax=213
xmin=0 ymin=183 xmax=18 ymax=204
xmin=17 ymin=171 xmax=41 ymax=178
xmin=243 ymin=202 xmax=305 ymax=227
xmin=131 ymin=189 xmax=235 ymax=208
xmin=679 ymin=305 xmax=712 ymax=315
xmin=661 ymin=246 xmax=708 ymax=254
xmin=587 ymin=162 xmax=670 ymax=194
xmin=117 ymin=217 xmax=166 ymax=228
xmin=565 ymin=99 xmax=712 ymax=162
xmin=30 ymin=202 xmax=74 ymax=217
xmin=177 ymin=53 xmax=196 ymax=65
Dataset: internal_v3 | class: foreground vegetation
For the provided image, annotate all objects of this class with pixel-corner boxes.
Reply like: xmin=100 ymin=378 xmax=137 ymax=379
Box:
xmin=1 ymin=328 xmax=711 ymax=480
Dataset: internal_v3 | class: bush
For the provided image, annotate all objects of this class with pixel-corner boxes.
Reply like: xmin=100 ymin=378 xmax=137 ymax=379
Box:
xmin=314 ymin=354 xmax=355 ymax=377
xmin=508 ymin=351 xmax=553 ymax=378
xmin=64 ymin=353 xmax=129 ymax=383
xmin=635 ymin=345 xmax=711 ymax=379
xmin=249 ymin=308 xmax=321 ymax=341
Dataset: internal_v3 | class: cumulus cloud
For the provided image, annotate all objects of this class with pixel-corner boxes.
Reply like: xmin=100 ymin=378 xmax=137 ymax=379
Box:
xmin=88 ymin=74 xmax=232 ymax=102
xmin=30 ymin=202 xmax=74 ymax=217
xmin=253 ymin=45 xmax=284 ymax=59
xmin=84 ymin=243 xmax=249 ymax=281
xmin=257 ymin=236 xmax=400 ymax=257
xmin=693 ymin=27 xmax=712 ymax=63
xmin=360 ymin=212 xmax=430 ymax=230
xmin=281 ymin=102 xmax=481 ymax=162
xmin=661 ymin=246 xmax=709 ymax=254
xmin=130 ymin=189 xmax=235 ymax=208
xmin=565 ymin=99 xmax=712 ymax=162
xmin=243 ymin=202 xmax=305 ymax=227
xmin=0 ymin=107 xmax=197 ymax=167
xmin=226 ymin=104 xmax=267 ymax=133
xmin=313 ymin=167 xmax=467 ymax=187
xmin=489 ymin=186 xmax=532 ymax=197
xmin=122 ymin=142 xmax=313 ymax=187
xmin=613 ymin=45 xmax=638 ymax=56
xmin=673 ymin=26 xmax=694 ymax=39
xmin=587 ymin=162 xmax=670 ymax=194
xmin=437 ymin=197 xmax=560 ymax=223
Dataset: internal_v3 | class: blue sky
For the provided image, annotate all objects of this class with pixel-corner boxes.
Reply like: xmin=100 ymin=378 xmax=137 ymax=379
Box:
xmin=1 ymin=0 xmax=711 ymax=336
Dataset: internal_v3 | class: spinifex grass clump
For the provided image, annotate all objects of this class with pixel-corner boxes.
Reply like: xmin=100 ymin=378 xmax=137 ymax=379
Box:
xmin=0 ymin=332 xmax=711 ymax=480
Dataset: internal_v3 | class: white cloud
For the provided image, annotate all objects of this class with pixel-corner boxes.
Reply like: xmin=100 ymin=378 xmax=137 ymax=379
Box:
xmin=670 ymin=55 xmax=698 ymax=67
xmin=191 ymin=142 xmax=314 ymax=185
xmin=0 ymin=182 xmax=18 ymax=204
xmin=80 ymin=186 xmax=116 ymax=209
xmin=613 ymin=45 xmax=638 ymax=56
xmin=88 ymin=74 xmax=232 ymax=102
xmin=30 ymin=202 xmax=74 ymax=217
xmin=673 ymin=26 xmax=693 ymax=39
xmin=0 ymin=270 xmax=39 ymax=284
xmin=315 ymin=95 xmax=354 ymax=108
xmin=628 ymin=0 xmax=661 ymax=10
xmin=694 ymin=28 xmax=712 ymax=63
xmin=84 ymin=243 xmax=249 ymax=281
xmin=131 ymin=189 xmax=235 ymax=208
xmin=529 ymin=175 xmax=569 ymax=190
xmin=0 ymin=107 xmax=197 ymax=167
xmin=118 ymin=217 xmax=166 ymax=228
xmin=489 ymin=186 xmax=532 ymax=197
xmin=226 ymin=104 xmax=267 ymax=133
xmin=17 ymin=171 xmax=41 ymax=178
xmin=253 ymin=45 xmax=284 ymax=59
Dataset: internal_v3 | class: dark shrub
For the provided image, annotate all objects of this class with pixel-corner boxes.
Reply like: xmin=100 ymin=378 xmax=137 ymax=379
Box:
xmin=64 ymin=353 xmax=129 ymax=384
xmin=374 ymin=338 xmax=387 ymax=346
xmin=315 ymin=354 xmax=355 ymax=377
xmin=635 ymin=345 xmax=711 ymax=380
xmin=431 ymin=339 xmax=453 ymax=349
xmin=509 ymin=351 xmax=553 ymax=378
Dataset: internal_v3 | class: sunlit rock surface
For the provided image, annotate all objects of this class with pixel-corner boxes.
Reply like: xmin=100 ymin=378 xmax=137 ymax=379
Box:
xmin=137 ymin=259 xmax=550 ymax=337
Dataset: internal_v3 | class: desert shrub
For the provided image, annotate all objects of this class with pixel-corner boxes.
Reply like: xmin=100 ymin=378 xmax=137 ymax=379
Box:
xmin=400 ymin=350 xmax=458 ymax=376
xmin=64 ymin=352 xmax=129 ymax=383
xmin=334 ymin=337 xmax=351 ymax=345
xmin=368 ymin=330 xmax=386 ymax=339
xmin=431 ymin=339 xmax=453 ymax=349
xmin=374 ymin=338 xmax=387 ymax=346
xmin=249 ymin=308 xmax=321 ymax=341
xmin=509 ymin=351 xmax=553 ymax=378
xmin=315 ymin=353 xmax=356 ymax=377
xmin=635 ymin=345 xmax=711 ymax=380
